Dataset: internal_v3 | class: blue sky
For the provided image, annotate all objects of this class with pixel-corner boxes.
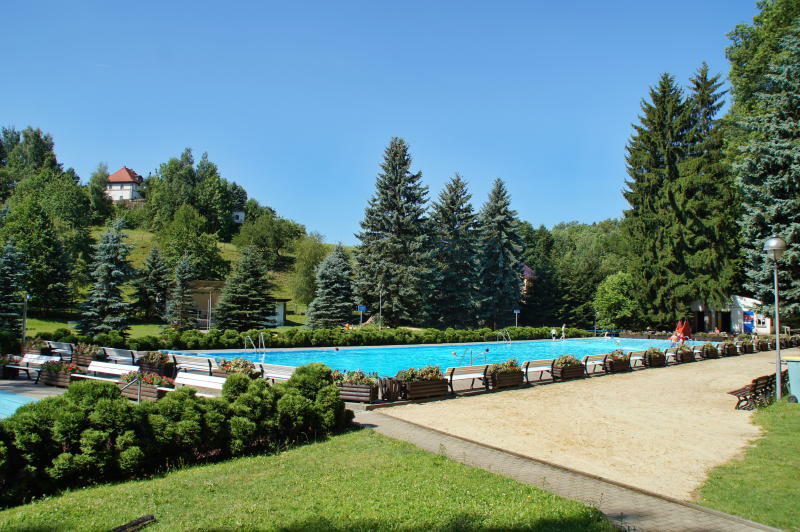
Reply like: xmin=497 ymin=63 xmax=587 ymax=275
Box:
xmin=3 ymin=1 xmax=758 ymax=245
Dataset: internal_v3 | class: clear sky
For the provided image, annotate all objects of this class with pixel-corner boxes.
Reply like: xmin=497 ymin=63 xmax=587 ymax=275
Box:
xmin=3 ymin=1 xmax=759 ymax=245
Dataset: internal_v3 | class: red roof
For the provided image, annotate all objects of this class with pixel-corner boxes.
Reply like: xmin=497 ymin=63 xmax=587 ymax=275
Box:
xmin=107 ymin=167 xmax=142 ymax=184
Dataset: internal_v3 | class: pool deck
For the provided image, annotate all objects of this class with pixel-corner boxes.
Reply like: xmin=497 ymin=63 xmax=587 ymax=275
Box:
xmin=0 ymin=378 xmax=65 ymax=399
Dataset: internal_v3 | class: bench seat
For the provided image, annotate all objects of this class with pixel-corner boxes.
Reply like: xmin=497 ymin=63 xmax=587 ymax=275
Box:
xmin=628 ymin=351 xmax=646 ymax=368
xmin=443 ymin=364 xmax=488 ymax=393
xmin=583 ymin=354 xmax=606 ymax=375
xmin=256 ymin=363 xmax=296 ymax=383
xmin=72 ymin=361 xmax=139 ymax=383
xmin=521 ymin=359 xmax=554 ymax=382
xmin=5 ymin=354 xmax=61 ymax=380
xmin=173 ymin=372 xmax=227 ymax=397
xmin=171 ymin=354 xmax=217 ymax=375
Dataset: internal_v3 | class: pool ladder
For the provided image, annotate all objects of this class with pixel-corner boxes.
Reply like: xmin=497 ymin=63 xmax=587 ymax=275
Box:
xmin=244 ymin=332 xmax=267 ymax=355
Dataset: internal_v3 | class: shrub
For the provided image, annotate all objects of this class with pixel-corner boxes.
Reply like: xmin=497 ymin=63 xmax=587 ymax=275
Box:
xmin=396 ymin=365 xmax=443 ymax=381
xmin=644 ymin=347 xmax=664 ymax=358
xmin=703 ymin=342 xmax=718 ymax=357
xmin=40 ymin=361 xmax=82 ymax=374
xmin=217 ymin=357 xmax=258 ymax=377
xmin=554 ymin=355 xmax=581 ymax=367
xmin=286 ymin=362 xmax=333 ymax=400
xmin=222 ymin=373 xmax=253 ymax=400
xmin=331 ymin=369 xmax=378 ymax=386
xmin=93 ymin=330 xmax=126 ymax=348
xmin=487 ymin=359 xmax=521 ymax=375
xmin=606 ymin=349 xmax=629 ymax=361
xmin=138 ymin=351 xmax=171 ymax=365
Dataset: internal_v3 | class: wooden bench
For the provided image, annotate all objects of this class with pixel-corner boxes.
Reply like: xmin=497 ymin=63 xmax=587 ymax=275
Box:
xmin=663 ymin=347 xmax=678 ymax=364
xmin=171 ymin=354 xmax=218 ymax=375
xmin=443 ymin=364 xmax=488 ymax=393
xmin=72 ymin=361 xmax=139 ymax=383
xmin=521 ymin=359 xmax=554 ymax=383
xmin=46 ymin=341 xmax=75 ymax=360
xmin=256 ymin=363 xmax=296 ymax=383
xmin=727 ymin=374 xmax=779 ymax=410
xmin=628 ymin=350 xmax=646 ymax=368
xmin=5 ymin=354 xmax=61 ymax=380
xmin=582 ymin=354 xmax=606 ymax=376
xmin=172 ymin=372 xmax=227 ymax=397
xmin=102 ymin=347 xmax=137 ymax=365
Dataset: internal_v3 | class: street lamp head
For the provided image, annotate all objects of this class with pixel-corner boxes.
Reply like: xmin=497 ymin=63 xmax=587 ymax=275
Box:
xmin=763 ymin=236 xmax=787 ymax=260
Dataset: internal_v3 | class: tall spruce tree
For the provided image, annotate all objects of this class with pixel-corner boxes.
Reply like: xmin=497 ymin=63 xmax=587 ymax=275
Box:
xmin=307 ymin=245 xmax=354 ymax=329
xmin=0 ymin=239 xmax=26 ymax=335
xmin=165 ymin=255 xmax=196 ymax=330
xmin=215 ymin=245 xmax=275 ymax=330
xmin=476 ymin=179 xmax=523 ymax=328
xmin=428 ymin=174 xmax=479 ymax=328
xmin=677 ymin=63 xmax=741 ymax=309
xmin=353 ymin=138 xmax=430 ymax=327
xmin=737 ymin=25 xmax=800 ymax=316
xmin=78 ymin=220 xmax=134 ymax=336
xmin=132 ymin=246 xmax=170 ymax=320
xmin=622 ymin=73 xmax=693 ymax=326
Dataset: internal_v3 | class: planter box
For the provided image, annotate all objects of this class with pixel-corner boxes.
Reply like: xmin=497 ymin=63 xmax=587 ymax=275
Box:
xmin=400 ymin=379 xmax=448 ymax=400
xmin=38 ymin=370 xmax=72 ymax=387
xmin=643 ymin=354 xmax=666 ymax=368
xmin=676 ymin=351 xmax=695 ymax=363
xmin=379 ymin=378 xmax=401 ymax=402
xmin=702 ymin=347 xmax=720 ymax=359
xmin=139 ymin=361 xmax=176 ymax=378
xmin=72 ymin=352 xmax=97 ymax=368
xmin=118 ymin=381 xmax=169 ymax=402
xmin=1 ymin=366 xmax=20 ymax=379
xmin=603 ymin=359 xmax=631 ymax=373
xmin=336 ymin=383 xmax=378 ymax=403
xmin=552 ymin=365 xmax=584 ymax=380
xmin=741 ymin=344 xmax=754 ymax=354
xmin=212 ymin=369 xmax=258 ymax=379
xmin=489 ymin=371 xmax=524 ymax=389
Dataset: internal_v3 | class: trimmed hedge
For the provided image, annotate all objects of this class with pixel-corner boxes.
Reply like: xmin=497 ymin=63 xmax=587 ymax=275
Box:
xmin=0 ymin=363 xmax=352 ymax=508
xmin=35 ymin=326 xmax=591 ymax=352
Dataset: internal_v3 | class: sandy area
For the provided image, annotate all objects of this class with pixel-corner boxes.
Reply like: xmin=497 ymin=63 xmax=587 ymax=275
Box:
xmin=382 ymin=349 xmax=795 ymax=500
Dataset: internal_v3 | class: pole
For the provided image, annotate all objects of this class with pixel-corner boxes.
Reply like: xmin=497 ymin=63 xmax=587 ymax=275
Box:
xmin=515 ymin=312 xmax=518 ymax=327
xmin=774 ymin=261 xmax=782 ymax=401
xmin=20 ymin=294 xmax=28 ymax=355
xmin=379 ymin=290 xmax=382 ymax=330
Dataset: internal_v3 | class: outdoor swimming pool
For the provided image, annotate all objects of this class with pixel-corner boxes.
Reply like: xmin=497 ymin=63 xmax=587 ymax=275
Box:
xmin=0 ymin=390 xmax=38 ymax=418
xmin=170 ymin=337 xmax=703 ymax=376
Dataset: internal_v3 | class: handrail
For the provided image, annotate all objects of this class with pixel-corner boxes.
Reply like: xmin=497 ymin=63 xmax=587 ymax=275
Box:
xmin=119 ymin=375 xmax=142 ymax=403
xmin=244 ymin=335 xmax=257 ymax=351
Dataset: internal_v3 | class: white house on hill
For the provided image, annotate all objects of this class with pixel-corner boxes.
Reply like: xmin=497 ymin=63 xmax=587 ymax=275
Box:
xmin=105 ymin=167 xmax=143 ymax=201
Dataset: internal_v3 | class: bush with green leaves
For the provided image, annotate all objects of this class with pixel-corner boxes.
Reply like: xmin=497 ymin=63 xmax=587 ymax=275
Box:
xmin=554 ymin=355 xmax=581 ymax=367
xmin=395 ymin=365 xmax=444 ymax=381
xmin=487 ymin=359 xmax=521 ymax=375
xmin=606 ymin=349 xmax=629 ymax=361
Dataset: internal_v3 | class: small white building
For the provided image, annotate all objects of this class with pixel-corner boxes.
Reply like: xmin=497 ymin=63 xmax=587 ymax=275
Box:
xmin=690 ymin=295 xmax=773 ymax=335
xmin=105 ymin=167 xmax=143 ymax=201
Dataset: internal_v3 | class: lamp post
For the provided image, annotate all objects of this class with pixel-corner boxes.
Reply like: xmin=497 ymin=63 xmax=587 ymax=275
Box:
xmin=764 ymin=236 xmax=787 ymax=400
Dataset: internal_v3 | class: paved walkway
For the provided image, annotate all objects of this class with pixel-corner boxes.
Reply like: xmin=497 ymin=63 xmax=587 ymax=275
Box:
xmin=355 ymin=410 xmax=779 ymax=532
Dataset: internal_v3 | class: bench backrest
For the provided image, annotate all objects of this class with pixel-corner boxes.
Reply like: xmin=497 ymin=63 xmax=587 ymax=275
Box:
xmin=628 ymin=350 xmax=646 ymax=357
xmin=583 ymin=354 xmax=606 ymax=364
xmin=171 ymin=354 xmax=218 ymax=371
xmin=257 ymin=363 xmax=296 ymax=380
xmin=174 ymin=372 xmax=226 ymax=390
xmin=20 ymin=354 xmax=61 ymax=366
xmin=444 ymin=364 xmax=488 ymax=377
xmin=87 ymin=361 xmax=139 ymax=377
xmin=523 ymin=359 xmax=555 ymax=370
xmin=102 ymin=347 xmax=136 ymax=364
xmin=47 ymin=341 xmax=75 ymax=353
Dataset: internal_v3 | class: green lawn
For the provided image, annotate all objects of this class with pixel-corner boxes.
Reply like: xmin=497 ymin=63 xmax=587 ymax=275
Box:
xmin=25 ymin=318 xmax=166 ymax=339
xmin=0 ymin=430 xmax=610 ymax=531
xmin=697 ymin=400 xmax=800 ymax=530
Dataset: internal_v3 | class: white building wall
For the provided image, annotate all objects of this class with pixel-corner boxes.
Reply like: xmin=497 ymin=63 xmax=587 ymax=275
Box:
xmin=104 ymin=184 xmax=140 ymax=201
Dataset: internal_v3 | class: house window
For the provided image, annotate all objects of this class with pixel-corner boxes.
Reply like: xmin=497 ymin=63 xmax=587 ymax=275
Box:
xmin=756 ymin=315 xmax=768 ymax=328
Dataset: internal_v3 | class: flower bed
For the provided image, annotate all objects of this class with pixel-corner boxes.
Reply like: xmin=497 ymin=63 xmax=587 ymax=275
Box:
xmin=643 ymin=347 xmax=666 ymax=367
xmin=118 ymin=371 xmax=174 ymax=401
xmin=137 ymin=351 xmax=176 ymax=377
xmin=38 ymin=361 xmax=82 ymax=387
xmin=676 ymin=346 xmax=695 ymax=363
xmin=702 ymin=343 xmax=720 ymax=359
xmin=71 ymin=343 xmax=101 ymax=367
xmin=214 ymin=357 xmax=259 ymax=378
xmin=396 ymin=366 xmax=448 ymax=400
xmin=488 ymin=359 xmax=524 ymax=389
xmin=603 ymin=350 xmax=631 ymax=373
xmin=332 ymin=370 xmax=378 ymax=403
xmin=552 ymin=355 xmax=584 ymax=380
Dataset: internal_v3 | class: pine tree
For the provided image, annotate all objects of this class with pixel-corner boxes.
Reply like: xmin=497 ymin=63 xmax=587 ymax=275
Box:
xmin=215 ymin=246 xmax=275 ymax=331
xmin=165 ymin=255 xmax=196 ymax=330
xmin=476 ymin=179 xmax=523 ymax=328
xmin=78 ymin=220 xmax=134 ymax=336
xmin=622 ymin=73 xmax=693 ymax=326
xmin=132 ymin=246 xmax=170 ymax=320
xmin=307 ymin=245 xmax=354 ymax=329
xmin=353 ymin=138 xmax=430 ymax=327
xmin=428 ymin=174 xmax=479 ymax=328
xmin=737 ymin=26 xmax=800 ymax=316
xmin=0 ymin=239 xmax=26 ymax=334
xmin=677 ymin=63 xmax=741 ymax=309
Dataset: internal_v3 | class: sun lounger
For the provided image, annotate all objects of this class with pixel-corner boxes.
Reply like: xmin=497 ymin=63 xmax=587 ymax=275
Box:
xmin=172 ymin=372 xmax=226 ymax=397
xmin=443 ymin=364 xmax=488 ymax=393
xmin=5 ymin=354 xmax=61 ymax=380
xmin=46 ymin=341 xmax=75 ymax=360
xmin=628 ymin=350 xmax=646 ymax=368
xmin=72 ymin=361 xmax=139 ymax=383
xmin=582 ymin=354 xmax=606 ymax=376
xmin=102 ymin=347 xmax=137 ymax=365
xmin=171 ymin=354 xmax=218 ymax=375
xmin=256 ymin=363 xmax=296 ymax=383
xmin=521 ymin=359 xmax=554 ymax=383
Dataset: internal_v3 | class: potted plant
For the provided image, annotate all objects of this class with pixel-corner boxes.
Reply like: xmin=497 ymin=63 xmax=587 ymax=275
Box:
xmin=488 ymin=359 xmax=524 ymax=389
xmin=137 ymin=351 xmax=176 ymax=377
xmin=118 ymin=371 xmax=174 ymax=401
xmin=643 ymin=347 xmax=666 ymax=367
xmin=603 ymin=350 xmax=631 ymax=373
xmin=215 ymin=358 xmax=259 ymax=378
xmin=676 ymin=345 xmax=695 ymax=363
xmin=396 ymin=365 xmax=448 ymax=399
xmin=791 ymin=335 xmax=800 ymax=347
xmin=719 ymin=341 xmax=736 ymax=356
xmin=72 ymin=343 xmax=101 ymax=367
xmin=701 ymin=342 xmax=719 ymax=359
xmin=24 ymin=338 xmax=51 ymax=355
xmin=0 ymin=355 xmax=20 ymax=379
xmin=757 ymin=339 xmax=768 ymax=351
xmin=739 ymin=339 xmax=754 ymax=353
xmin=332 ymin=370 xmax=379 ymax=403
xmin=552 ymin=355 xmax=584 ymax=380
xmin=38 ymin=361 xmax=82 ymax=387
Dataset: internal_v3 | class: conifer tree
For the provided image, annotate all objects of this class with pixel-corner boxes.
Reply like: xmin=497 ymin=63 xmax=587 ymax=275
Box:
xmin=307 ymin=245 xmax=354 ymax=329
xmin=132 ymin=246 xmax=170 ymax=320
xmin=737 ymin=26 xmax=800 ymax=316
xmin=622 ymin=73 xmax=693 ymax=326
xmin=677 ymin=63 xmax=741 ymax=308
xmin=0 ymin=239 xmax=26 ymax=334
xmin=78 ymin=220 xmax=134 ymax=336
xmin=476 ymin=179 xmax=523 ymax=328
xmin=165 ymin=255 xmax=196 ymax=330
xmin=428 ymin=174 xmax=479 ymax=328
xmin=353 ymin=138 xmax=430 ymax=327
xmin=215 ymin=245 xmax=275 ymax=331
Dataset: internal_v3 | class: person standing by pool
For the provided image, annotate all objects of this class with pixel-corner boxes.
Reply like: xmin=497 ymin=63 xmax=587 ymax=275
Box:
xmin=551 ymin=328 xmax=557 ymax=340
xmin=560 ymin=324 xmax=566 ymax=340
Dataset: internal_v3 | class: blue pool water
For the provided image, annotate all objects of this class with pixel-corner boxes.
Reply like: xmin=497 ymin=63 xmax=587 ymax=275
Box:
xmin=170 ymin=338 xmax=703 ymax=376
xmin=0 ymin=390 xmax=38 ymax=418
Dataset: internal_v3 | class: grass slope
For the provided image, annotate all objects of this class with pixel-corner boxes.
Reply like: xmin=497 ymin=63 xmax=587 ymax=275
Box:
xmin=0 ymin=430 xmax=610 ymax=531
xmin=697 ymin=400 xmax=800 ymax=531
